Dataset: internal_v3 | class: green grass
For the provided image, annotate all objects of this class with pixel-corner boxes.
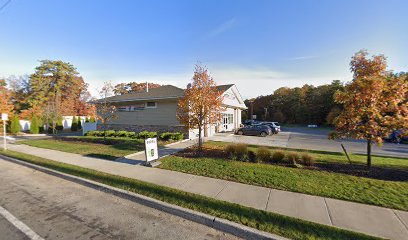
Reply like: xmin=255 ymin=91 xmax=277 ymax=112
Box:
xmin=20 ymin=138 xmax=145 ymax=160
xmin=0 ymin=149 xmax=380 ymax=240
xmin=205 ymin=141 xmax=408 ymax=170
xmin=159 ymin=142 xmax=408 ymax=211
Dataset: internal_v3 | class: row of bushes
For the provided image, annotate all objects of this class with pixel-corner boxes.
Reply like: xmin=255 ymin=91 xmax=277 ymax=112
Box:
xmin=224 ymin=144 xmax=315 ymax=166
xmin=85 ymin=130 xmax=184 ymax=141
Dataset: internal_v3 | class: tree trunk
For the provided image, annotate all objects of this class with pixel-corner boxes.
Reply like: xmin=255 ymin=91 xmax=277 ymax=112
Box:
xmin=198 ymin=124 xmax=202 ymax=151
xmin=367 ymin=139 xmax=372 ymax=168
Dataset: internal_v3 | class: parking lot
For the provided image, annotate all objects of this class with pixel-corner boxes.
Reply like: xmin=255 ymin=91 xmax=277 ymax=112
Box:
xmin=209 ymin=127 xmax=408 ymax=158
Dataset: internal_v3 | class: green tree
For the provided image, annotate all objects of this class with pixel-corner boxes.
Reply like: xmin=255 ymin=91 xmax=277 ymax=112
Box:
xmin=71 ymin=116 xmax=78 ymax=131
xmin=56 ymin=116 xmax=64 ymax=131
xmin=77 ymin=117 xmax=82 ymax=130
xmin=85 ymin=117 xmax=90 ymax=122
xmin=10 ymin=115 xmax=21 ymax=134
xmin=30 ymin=116 xmax=40 ymax=134
xmin=90 ymin=116 xmax=96 ymax=123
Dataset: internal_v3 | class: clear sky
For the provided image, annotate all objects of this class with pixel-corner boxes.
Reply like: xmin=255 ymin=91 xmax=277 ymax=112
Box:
xmin=0 ymin=0 xmax=406 ymax=98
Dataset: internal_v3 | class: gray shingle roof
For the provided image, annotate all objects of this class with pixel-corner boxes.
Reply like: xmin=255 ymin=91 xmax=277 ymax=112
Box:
xmin=95 ymin=84 xmax=234 ymax=102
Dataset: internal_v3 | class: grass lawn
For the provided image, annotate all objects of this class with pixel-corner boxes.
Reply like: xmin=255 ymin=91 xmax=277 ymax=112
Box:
xmin=0 ymin=149 xmax=380 ymax=240
xmin=159 ymin=141 xmax=408 ymax=211
xmin=205 ymin=141 xmax=408 ymax=170
xmin=19 ymin=137 xmax=146 ymax=160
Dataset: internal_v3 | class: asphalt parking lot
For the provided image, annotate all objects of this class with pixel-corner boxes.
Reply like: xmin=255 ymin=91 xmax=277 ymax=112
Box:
xmin=209 ymin=127 xmax=408 ymax=158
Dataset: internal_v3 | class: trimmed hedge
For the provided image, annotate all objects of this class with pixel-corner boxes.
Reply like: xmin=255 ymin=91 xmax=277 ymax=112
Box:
xmin=84 ymin=130 xmax=183 ymax=141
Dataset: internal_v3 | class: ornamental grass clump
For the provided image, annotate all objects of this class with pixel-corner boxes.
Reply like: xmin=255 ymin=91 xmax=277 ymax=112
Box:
xmin=301 ymin=153 xmax=315 ymax=166
xmin=224 ymin=143 xmax=248 ymax=161
xmin=286 ymin=152 xmax=300 ymax=165
xmin=271 ymin=151 xmax=285 ymax=163
xmin=256 ymin=147 xmax=271 ymax=162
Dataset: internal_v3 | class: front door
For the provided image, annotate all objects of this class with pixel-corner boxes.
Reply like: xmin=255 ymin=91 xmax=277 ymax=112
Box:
xmin=223 ymin=115 xmax=228 ymax=131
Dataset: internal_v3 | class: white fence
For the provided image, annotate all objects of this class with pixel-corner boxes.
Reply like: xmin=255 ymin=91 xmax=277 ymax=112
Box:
xmin=18 ymin=116 xmax=89 ymax=132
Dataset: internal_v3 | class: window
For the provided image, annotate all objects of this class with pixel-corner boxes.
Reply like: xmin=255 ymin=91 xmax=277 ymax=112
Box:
xmin=118 ymin=106 xmax=130 ymax=112
xmin=222 ymin=113 xmax=234 ymax=124
xmin=146 ymin=102 xmax=157 ymax=108
xmin=131 ymin=103 xmax=145 ymax=110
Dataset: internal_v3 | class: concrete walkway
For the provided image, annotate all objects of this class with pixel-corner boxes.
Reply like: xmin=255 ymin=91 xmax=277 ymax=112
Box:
xmin=4 ymin=143 xmax=408 ymax=240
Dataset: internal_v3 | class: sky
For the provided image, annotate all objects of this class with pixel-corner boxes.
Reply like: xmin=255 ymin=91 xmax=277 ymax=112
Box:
xmin=0 ymin=0 xmax=407 ymax=99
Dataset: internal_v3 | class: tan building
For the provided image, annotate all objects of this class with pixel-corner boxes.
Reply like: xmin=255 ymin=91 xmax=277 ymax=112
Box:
xmin=96 ymin=84 xmax=247 ymax=139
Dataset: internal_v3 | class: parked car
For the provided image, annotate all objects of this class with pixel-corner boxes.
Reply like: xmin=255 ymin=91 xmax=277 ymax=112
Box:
xmin=259 ymin=122 xmax=281 ymax=133
xmin=243 ymin=120 xmax=261 ymax=126
xmin=384 ymin=129 xmax=408 ymax=144
xmin=235 ymin=125 xmax=272 ymax=137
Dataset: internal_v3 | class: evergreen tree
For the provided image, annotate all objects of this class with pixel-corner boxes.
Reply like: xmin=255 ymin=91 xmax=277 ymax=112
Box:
xmin=30 ymin=116 xmax=40 ymax=134
xmin=90 ymin=116 xmax=96 ymax=123
xmin=56 ymin=116 xmax=64 ymax=131
xmin=71 ymin=116 xmax=78 ymax=131
xmin=85 ymin=117 xmax=90 ymax=122
xmin=10 ymin=115 xmax=21 ymax=134
xmin=77 ymin=117 xmax=82 ymax=130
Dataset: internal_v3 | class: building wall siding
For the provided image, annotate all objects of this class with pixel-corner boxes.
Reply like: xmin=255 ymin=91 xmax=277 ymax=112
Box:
xmin=107 ymin=100 xmax=180 ymax=126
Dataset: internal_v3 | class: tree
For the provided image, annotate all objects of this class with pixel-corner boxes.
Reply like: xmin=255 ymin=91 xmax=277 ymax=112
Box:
xmin=0 ymin=79 xmax=14 ymax=135
xmin=10 ymin=115 xmax=21 ymax=134
xmin=77 ymin=116 xmax=82 ymax=130
xmin=113 ymin=82 xmax=161 ymax=95
xmin=96 ymin=81 xmax=118 ymax=141
xmin=177 ymin=65 xmax=224 ymax=151
xmin=30 ymin=116 xmax=40 ymax=134
xmin=90 ymin=116 xmax=96 ymax=123
xmin=71 ymin=116 xmax=78 ymax=131
xmin=28 ymin=60 xmax=89 ymax=116
xmin=331 ymin=50 xmax=408 ymax=168
xmin=56 ymin=116 xmax=64 ymax=131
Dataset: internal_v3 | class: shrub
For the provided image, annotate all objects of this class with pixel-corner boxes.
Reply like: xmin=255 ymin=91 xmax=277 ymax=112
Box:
xmin=137 ymin=131 xmax=157 ymax=139
xmin=90 ymin=116 xmax=96 ymax=123
xmin=126 ymin=132 xmax=137 ymax=138
xmin=224 ymin=143 xmax=248 ymax=161
xmin=271 ymin=151 xmax=285 ymax=163
xmin=116 ymin=130 xmax=129 ymax=137
xmin=286 ymin=152 xmax=299 ymax=165
xmin=85 ymin=117 xmax=90 ymax=123
xmin=10 ymin=115 xmax=21 ymax=134
xmin=30 ymin=116 xmax=40 ymax=134
xmin=71 ymin=116 xmax=78 ymax=131
xmin=301 ymin=153 xmax=315 ymax=166
xmin=77 ymin=117 xmax=82 ymax=130
xmin=248 ymin=150 xmax=257 ymax=163
xmin=56 ymin=116 xmax=64 ymax=131
xmin=256 ymin=147 xmax=271 ymax=162
xmin=105 ymin=130 xmax=116 ymax=137
xmin=159 ymin=132 xmax=184 ymax=141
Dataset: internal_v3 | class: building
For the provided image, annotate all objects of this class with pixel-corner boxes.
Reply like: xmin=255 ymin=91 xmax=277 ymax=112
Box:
xmin=95 ymin=84 xmax=247 ymax=139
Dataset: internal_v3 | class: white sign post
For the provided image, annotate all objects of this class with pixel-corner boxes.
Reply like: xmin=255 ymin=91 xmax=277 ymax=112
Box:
xmin=144 ymin=137 xmax=158 ymax=165
xmin=1 ymin=113 xmax=8 ymax=150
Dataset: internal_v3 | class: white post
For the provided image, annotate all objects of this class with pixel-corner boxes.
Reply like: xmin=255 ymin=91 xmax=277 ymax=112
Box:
xmin=3 ymin=120 xmax=6 ymax=150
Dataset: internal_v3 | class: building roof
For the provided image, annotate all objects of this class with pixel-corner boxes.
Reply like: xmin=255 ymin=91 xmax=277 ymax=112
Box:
xmin=95 ymin=84 xmax=235 ymax=103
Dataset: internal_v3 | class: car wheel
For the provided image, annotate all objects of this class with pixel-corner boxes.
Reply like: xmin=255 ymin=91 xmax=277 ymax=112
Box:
xmin=237 ymin=130 xmax=244 ymax=135
xmin=260 ymin=131 xmax=267 ymax=137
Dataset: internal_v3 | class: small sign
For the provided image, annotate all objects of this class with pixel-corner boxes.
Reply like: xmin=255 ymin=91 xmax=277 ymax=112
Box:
xmin=145 ymin=137 xmax=158 ymax=162
xmin=252 ymin=115 xmax=257 ymax=119
xmin=1 ymin=113 xmax=8 ymax=121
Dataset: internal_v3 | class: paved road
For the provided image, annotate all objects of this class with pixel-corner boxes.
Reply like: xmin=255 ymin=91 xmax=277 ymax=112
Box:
xmin=209 ymin=127 xmax=408 ymax=158
xmin=0 ymin=160 xmax=239 ymax=240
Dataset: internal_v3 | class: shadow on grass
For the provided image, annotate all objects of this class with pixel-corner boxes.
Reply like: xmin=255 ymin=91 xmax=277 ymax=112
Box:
xmin=85 ymin=153 xmax=118 ymax=160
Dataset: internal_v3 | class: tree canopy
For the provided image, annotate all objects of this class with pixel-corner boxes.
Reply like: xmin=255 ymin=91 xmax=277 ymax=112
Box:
xmin=113 ymin=82 xmax=161 ymax=95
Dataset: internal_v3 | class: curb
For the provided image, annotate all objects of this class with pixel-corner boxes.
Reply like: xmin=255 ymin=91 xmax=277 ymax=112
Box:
xmin=0 ymin=154 xmax=287 ymax=240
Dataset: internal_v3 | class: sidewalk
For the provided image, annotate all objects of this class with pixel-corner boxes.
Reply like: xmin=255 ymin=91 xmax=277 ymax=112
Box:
xmin=4 ymin=143 xmax=408 ymax=240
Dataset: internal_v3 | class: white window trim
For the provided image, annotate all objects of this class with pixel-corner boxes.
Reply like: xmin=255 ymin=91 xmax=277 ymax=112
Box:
xmin=145 ymin=102 xmax=157 ymax=109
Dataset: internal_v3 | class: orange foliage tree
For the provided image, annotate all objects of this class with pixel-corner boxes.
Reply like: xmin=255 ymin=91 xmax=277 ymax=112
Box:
xmin=113 ymin=82 xmax=161 ymax=95
xmin=331 ymin=50 xmax=408 ymax=168
xmin=177 ymin=65 xmax=224 ymax=150
xmin=95 ymin=81 xmax=118 ymax=141
xmin=0 ymin=79 xmax=14 ymax=134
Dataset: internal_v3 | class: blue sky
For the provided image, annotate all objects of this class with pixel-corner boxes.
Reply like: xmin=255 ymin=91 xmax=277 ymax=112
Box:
xmin=0 ymin=0 xmax=406 ymax=98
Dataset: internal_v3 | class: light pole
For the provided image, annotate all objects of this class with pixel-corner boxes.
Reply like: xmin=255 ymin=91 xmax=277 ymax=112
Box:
xmin=1 ymin=113 xmax=8 ymax=151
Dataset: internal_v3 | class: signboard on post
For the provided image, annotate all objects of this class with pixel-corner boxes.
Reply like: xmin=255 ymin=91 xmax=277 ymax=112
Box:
xmin=144 ymin=137 xmax=158 ymax=163
xmin=1 ymin=113 xmax=8 ymax=121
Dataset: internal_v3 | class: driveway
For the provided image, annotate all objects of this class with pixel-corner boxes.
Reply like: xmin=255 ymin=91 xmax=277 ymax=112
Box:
xmin=208 ymin=127 xmax=408 ymax=158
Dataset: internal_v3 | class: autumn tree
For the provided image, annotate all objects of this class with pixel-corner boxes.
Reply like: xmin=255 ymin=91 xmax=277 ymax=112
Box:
xmin=113 ymin=82 xmax=161 ymax=95
xmin=95 ymin=81 xmax=118 ymax=141
xmin=177 ymin=65 xmax=224 ymax=151
xmin=331 ymin=50 xmax=408 ymax=168
xmin=0 ymin=79 xmax=14 ymax=135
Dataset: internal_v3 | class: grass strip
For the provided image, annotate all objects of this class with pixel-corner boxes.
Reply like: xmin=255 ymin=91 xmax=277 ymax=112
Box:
xmin=0 ymin=149 xmax=380 ymax=240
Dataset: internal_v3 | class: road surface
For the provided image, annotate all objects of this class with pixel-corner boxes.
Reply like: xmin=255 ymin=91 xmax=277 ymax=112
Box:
xmin=0 ymin=159 xmax=240 ymax=240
